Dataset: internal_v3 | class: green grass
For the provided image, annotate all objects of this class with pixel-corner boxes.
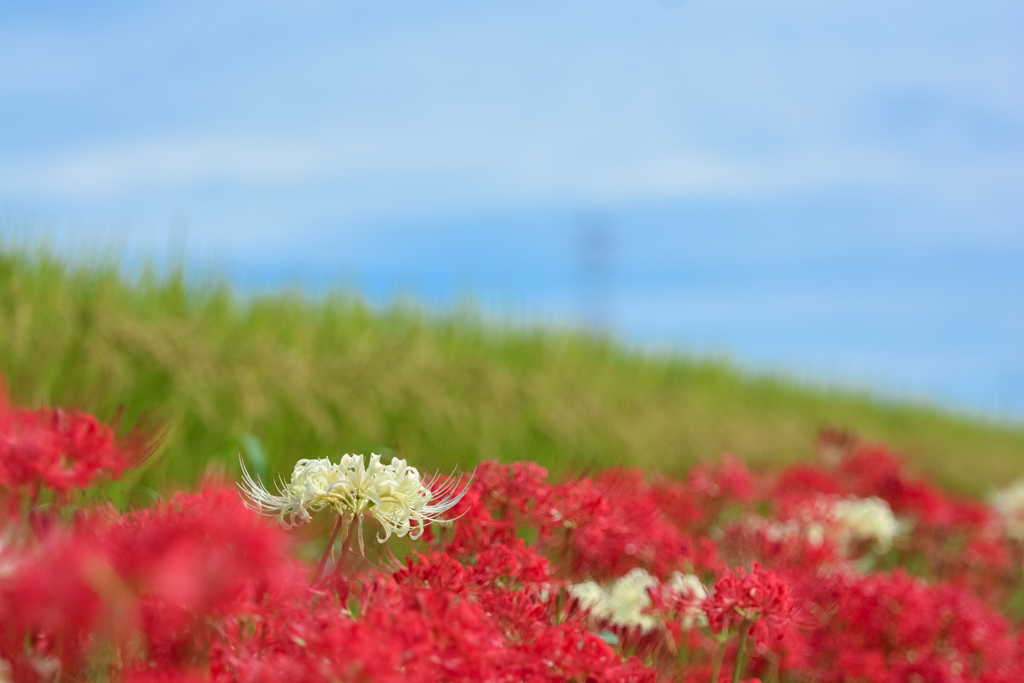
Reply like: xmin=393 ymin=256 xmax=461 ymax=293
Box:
xmin=1 ymin=246 xmax=1022 ymax=499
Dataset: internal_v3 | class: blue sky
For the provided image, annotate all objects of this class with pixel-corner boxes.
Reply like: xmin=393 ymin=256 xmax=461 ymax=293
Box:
xmin=1 ymin=0 xmax=1022 ymax=416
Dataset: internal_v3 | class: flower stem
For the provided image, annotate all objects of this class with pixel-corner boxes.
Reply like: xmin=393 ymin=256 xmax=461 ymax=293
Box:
xmin=765 ymin=654 xmax=780 ymax=683
xmin=731 ymin=620 xmax=752 ymax=683
xmin=313 ymin=515 xmax=344 ymax=583
xmin=334 ymin=513 xmax=359 ymax=577
xmin=710 ymin=633 xmax=727 ymax=683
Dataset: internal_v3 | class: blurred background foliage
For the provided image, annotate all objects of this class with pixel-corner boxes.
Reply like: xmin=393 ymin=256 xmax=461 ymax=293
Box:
xmin=2 ymin=246 xmax=1022 ymax=500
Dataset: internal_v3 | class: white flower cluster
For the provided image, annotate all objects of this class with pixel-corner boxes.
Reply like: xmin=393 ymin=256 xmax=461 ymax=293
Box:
xmin=991 ymin=479 xmax=1024 ymax=540
xmin=569 ymin=568 xmax=706 ymax=633
xmin=240 ymin=454 xmax=467 ymax=541
xmin=831 ymin=496 xmax=899 ymax=552
xmin=746 ymin=514 xmax=827 ymax=549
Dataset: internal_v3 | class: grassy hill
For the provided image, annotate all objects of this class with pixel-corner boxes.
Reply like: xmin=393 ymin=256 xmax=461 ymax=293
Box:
xmin=1 ymin=247 xmax=1022 ymax=500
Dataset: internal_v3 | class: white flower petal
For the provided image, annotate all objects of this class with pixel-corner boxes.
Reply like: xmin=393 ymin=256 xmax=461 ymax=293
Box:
xmin=238 ymin=453 xmax=471 ymax=543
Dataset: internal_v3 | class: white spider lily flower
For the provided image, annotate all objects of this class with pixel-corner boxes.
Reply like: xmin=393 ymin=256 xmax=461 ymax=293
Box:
xmin=570 ymin=568 xmax=660 ymax=633
xmin=568 ymin=580 xmax=606 ymax=613
xmin=805 ymin=522 xmax=826 ymax=548
xmin=746 ymin=515 xmax=827 ymax=549
xmin=667 ymin=572 xmax=707 ymax=601
xmin=239 ymin=453 xmax=469 ymax=542
xmin=992 ymin=479 xmax=1024 ymax=540
xmin=667 ymin=572 xmax=708 ymax=630
xmin=605 ymin=568 xmax=660 ymax=632
xmin=832 ymin=496 xmax=899 ymax=552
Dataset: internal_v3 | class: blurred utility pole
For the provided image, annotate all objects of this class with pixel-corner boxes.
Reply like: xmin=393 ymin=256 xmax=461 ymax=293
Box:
xmin=577 ymin=213 xmax=613 ymax=336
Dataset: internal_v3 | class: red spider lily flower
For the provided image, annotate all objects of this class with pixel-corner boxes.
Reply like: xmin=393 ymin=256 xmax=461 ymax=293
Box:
xmin=688 ymin=453 xmax=760 ymax=505
xmin=0 ymin=381 xmax=158 ymax=504
xmin=439 ymin=462 xmax=716 ymax=580
xmin=772 ymin=464 xmax=844 ymax=498
xmin=801 ymin=569 xmax=1024 ymax=681
xmin=123 ymin=665 xmax=211 ymax=682
xmin=434 ymin=460 xmax=550 ymax=555
xmin=214 ymin=567 xmax=656 ymax=683
xmin=0 ymin=486 xmax=302 ymax=679
xmin=0 ymin=531 xmax=105 ymax=679
xmin=99 ymin=487 xmax=303 ymax=667
xmin=704 ymin=563 xmax=794 ymax=650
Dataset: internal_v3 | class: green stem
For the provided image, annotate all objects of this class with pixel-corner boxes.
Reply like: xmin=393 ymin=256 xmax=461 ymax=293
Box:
xmin=710 ymin=633 xmax=727 ymax=683
xmin=731 ymin=620 xmax=752 ymax=683
xmin=313 ymin=515 xmax=344 ymax=583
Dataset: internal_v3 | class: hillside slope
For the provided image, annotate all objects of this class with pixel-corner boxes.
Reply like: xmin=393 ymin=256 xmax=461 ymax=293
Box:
xmin=1 ymin=248 xmax=1021 ymax=497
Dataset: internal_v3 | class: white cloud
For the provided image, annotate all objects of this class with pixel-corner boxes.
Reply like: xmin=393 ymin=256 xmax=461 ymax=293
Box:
xmin=0 ymin=0 xmax=1020 ymax=229
xmin=0 ymin=138 xmax=321 ymax=198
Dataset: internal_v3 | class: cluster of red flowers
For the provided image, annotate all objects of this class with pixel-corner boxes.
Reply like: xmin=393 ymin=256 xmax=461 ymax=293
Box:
xmin=1 ymin=389 xmax=1023 ymax=681
xmin=703 ymin=563 xmax=794 ymax=649
xmin=0 ymin=399 xmax=126 ymax=498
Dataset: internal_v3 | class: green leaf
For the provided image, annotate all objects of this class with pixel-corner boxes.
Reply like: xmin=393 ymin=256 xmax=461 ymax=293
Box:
xmin=239 ymin=432 xmax=267 ymax=479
